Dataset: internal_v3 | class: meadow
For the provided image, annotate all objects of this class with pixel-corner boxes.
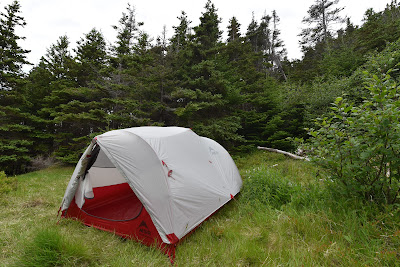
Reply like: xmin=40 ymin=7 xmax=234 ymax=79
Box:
xmin=1 ymin=151 xmax=399 ymax=266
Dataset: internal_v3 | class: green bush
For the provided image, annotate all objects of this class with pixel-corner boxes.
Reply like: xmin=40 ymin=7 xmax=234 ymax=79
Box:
xmin=306 ymin=71 xmax=400 ymax=205
xmin=0 ymin=171 xmax=17 ymax=195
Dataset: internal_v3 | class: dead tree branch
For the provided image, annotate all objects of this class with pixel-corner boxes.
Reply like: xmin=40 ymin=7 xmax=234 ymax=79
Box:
xmin=257 ymin=146 xmax=309 ymax=161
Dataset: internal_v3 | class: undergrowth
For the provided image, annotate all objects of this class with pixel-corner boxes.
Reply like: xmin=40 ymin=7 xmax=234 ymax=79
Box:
xmin=240 ymin=166 xmax=325 ymax=210
xmin=235 ymin=151 xmax=400 ymax=266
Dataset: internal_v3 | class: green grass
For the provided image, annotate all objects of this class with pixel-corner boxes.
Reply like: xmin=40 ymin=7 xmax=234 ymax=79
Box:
xmin=1 ymin=152 xmax=399 ymax=266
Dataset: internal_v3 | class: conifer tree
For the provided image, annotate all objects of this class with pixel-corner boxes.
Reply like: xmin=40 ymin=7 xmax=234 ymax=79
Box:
xmin=43 ymin=35 xmax=75 ymax=81
xmin=112 ymin=4 xmax=142 ymax=58
xmin=270 ymin=10 xmax=287 ymax=80
xmin=171 ymin=1 xmax=243 ymax=146
xmin=299 ymin=0 xmax=345 ymax=49
xmin=0 ymin=0 xmax=33 ymax=174
xmin=225 ymin=16 xmax=244 ymax=63
xmin=104 ymin=3 xmax=151 ymax=132
xmin=37 ymin=36 xmax=81 ymax=163
xmin=49 ymin=29 xmax=110 ymax=162
xmin=170 ymin=11 xmax=192 ymax=53
xmin=246 ymin=12 xmax=259 ymax=52
xmin=257 ymin=13 xmax=272 ymax=73
xmin=258 ymin=13 xmax=271 ymax=54
xmin=74 ymin=28 xmax=107 ymax=87
xmin=193 ymin=0 xmax=222 ymax=51
xmin=169 ymin=11 xmax=193 ymax=86
xmin=0 ymin=0 xmax=30 ymax=90
xmin=227 ymin=16 xmax=241 ymax=43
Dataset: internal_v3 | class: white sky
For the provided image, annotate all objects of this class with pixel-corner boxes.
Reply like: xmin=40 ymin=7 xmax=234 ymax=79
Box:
xmin=0 ymin=0 xmax=392 ymax=70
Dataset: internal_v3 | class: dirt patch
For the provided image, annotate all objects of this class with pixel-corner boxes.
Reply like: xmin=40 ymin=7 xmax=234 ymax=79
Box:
xmin=22 ymin=198 xmax=51 ymax=208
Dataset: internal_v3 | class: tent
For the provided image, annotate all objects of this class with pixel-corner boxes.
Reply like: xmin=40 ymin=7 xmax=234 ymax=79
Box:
xmin=59 ymin=126 xmax=242 ymax=262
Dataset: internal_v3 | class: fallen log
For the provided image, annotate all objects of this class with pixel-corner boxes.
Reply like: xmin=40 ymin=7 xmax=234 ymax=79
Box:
xmin=257 ymin=146 xmax=309 ymax=161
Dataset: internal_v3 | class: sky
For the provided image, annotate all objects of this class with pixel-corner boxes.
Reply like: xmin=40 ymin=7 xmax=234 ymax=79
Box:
xmin=0 ymin=0 xmax=393 ymax=70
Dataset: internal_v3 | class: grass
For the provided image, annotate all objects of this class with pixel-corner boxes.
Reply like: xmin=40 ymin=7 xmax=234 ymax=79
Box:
xmin=1 ymin=151 xmax=399 ymax=266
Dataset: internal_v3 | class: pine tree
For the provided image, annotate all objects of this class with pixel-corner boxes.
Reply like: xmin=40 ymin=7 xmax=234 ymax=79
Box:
xmin=0 ymin=0 xmax=33 ymax=174
xmin=170 ymin=11 xmax=192 ymax=53
xmin=103 ymin=3 xmax=152 ymax=131
xmin=246 ymin=12 xmax=259 ymax=52
xmin=227 ymin=16 xmax=241 ymax=43
xmin=170 ymin=1 xmax=244 ymax=147
xmin=0 ymin=0 xmax=30 ymax=90
xmin=149 ymin=26 xmax=175 ymax=123
xmin=193 ymin=0 xmax=222 ymax=51
xmin=43 ymin=35 xmax=75 ymax=81
xmin=112 ymin=4 xmax=142 ymax=58
xmin=37 ymin=36 xmax=80 ymax=163
xmin=245 ymin=12 xmax=283 ymax=76
xmin=270 ymin=10 xmax=287 ymax=80
xmin=74 ymin=28 xmax=107 ymax=87
xmin=257 ymin=13 xmax=272 ymax=74
xmin=299 ymin=0 xmax=345 ymax=49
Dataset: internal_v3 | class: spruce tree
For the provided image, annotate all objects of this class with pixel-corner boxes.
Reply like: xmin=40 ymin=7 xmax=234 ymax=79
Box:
xmin=246 ymin=13 xmax=259 ymax=52
xmin=0 ymin=0 xmax=33 ymax=174
xmin=299 ymin=0 xmax=345 ymax=49
xmin=49 ymin=30 xmax=110 ymax=162
xmin=42 ymin=35 xmax=75 ymax=81
xmin=269 ymin=10 xmax=287 ymax=80
xmin=104 ymin=3 xmax=151 ymax=131
xmin=257 ymin=13 xmax=272 ymax=74
xmin=226 ymin=16 xmax=244 ymax=63
xmin=357 ymin=2 xmax=400 ymax=54
xmin=169 ymin=11 xmax=193 ymax=84
xmin=170 ymin=11 xmax=192 ymax=53
xmin=146 ymin=26 xmax=175 ymax=123
xmin=74 ymin=28 xmax=107 ymax=87
xmin=0 ymin=0 xmax=30 ymax=90
xmin=227 ymin=16 xmax=241 ymax=43
xmin=193 ymin=0 xmax=222 ymax=51
xmin=171 ymin=1 xmax=243 ymax=147
xmin=37 ymin=36 xmax=80 ymax=163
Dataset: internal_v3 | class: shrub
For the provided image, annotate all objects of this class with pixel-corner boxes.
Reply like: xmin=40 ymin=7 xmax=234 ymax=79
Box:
xmin=0 ymin=171 xmax=17 ymax=195
xmin=306 ymin=71 xmax=400 ymax=205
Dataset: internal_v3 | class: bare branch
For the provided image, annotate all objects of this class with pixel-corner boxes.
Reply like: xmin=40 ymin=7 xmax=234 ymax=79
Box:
xmin=257 ymin=146 xmax=310 ymax=161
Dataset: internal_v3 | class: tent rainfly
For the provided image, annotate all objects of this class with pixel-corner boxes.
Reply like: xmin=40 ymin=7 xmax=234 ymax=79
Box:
xmin=59 ymin=127 xmax=242 ymax=263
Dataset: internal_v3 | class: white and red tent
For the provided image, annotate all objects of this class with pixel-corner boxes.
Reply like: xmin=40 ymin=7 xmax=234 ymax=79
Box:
xmin=59 ymin=126 xmax=242 ymax=262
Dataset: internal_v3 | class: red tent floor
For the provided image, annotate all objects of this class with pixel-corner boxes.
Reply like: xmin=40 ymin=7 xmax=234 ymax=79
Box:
xmin=61 ymin=183 xmax=175 ymax=261
xmin=80 ymin=182 xmax=143 ymax=221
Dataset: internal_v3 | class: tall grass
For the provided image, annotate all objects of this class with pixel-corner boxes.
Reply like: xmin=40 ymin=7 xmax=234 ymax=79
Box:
xmin=1 ymin=152 xmax=399 ymax=266
xmin=16 ymin=228 xmax=93 ymax=266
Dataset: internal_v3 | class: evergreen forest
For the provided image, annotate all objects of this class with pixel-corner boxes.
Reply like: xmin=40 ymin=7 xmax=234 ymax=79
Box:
xmin=1 ymin=0 xmax=400 ymax=176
